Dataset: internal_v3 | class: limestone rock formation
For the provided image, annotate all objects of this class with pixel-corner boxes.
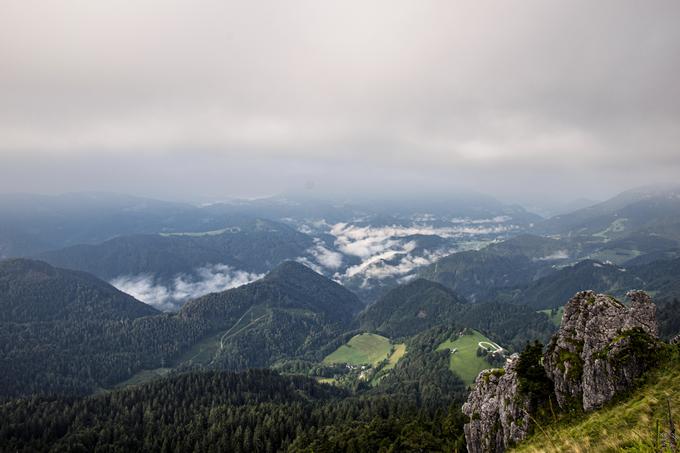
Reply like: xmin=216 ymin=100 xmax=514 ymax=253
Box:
xmin=544 ymin=290 xmax=660 ymax=411
xmin=462 ymin=355 xmax=531 ymax=453
xmin=463 ymin=290 xmax=661 ymax=452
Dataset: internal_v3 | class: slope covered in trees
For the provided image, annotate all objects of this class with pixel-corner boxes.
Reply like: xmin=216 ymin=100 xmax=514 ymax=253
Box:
xmin=0 ymin=260 xmax=365 ymax=397
xmin=358 ymin=278 xmax=467 ymax=337
xmin=0 ymin=258 xmax=159 ymax=322
xmin=38 ymin=218 xmax=314 ymax=280
xmin=360 ymin=279 xmax=556 ymax=350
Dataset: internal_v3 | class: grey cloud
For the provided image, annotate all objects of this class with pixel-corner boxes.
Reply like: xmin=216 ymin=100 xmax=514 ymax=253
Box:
xmin=1 ymin=0 xmax=679 ymax=202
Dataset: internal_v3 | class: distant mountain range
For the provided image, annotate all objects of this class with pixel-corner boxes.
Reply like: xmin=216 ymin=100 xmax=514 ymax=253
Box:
xmin=1 ymin=187 xmax=680 ymax=451
xmin=37 ymin=218 xmax=314 ymax=279
xmin=535 ymin=185 xmax=680 ymax=241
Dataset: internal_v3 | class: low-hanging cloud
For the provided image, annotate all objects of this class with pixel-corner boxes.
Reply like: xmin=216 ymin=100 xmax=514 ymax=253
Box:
xmin=307 ymin=240 xmax=344 ymax=270
xmin=330 ymin=222 xmax=516 ymax=259
xmin=111 ymin=264 xmax=264 ymax=311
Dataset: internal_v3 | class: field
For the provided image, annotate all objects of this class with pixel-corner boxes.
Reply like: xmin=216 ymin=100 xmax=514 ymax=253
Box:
xmin=323 ymin=333 xmax=394 ymax=366
xmin=512 ymin=353 xmax=680 ymax=452
xmin=436 ymin=329 xmax=502 ymax=385
xmin=383 ymin=343 xmax=407 ymax=371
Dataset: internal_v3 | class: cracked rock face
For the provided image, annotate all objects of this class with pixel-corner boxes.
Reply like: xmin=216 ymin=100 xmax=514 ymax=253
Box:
xmin=462 ymin=355 xmax=531 ymax=453
xmin=544 ymin=290 xmax=659 ymax=412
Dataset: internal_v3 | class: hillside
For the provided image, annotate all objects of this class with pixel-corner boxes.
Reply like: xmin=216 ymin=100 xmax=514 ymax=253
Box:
xmin=536 ymin=186 xmax=680 ymax=241
xmin=0 ymin=261 xmax=365 ymax=397
xmin=513 ymin=260 xmax=645 ymax=309
xmin=418 ymin=235 xmax=570 ymax=303
xmin=632 ymin=257 xmax=680 ymax=301
xmin=0 ymin=258 xmax=159 ymax=322
xmin=359 ymin=278 xmax=467 ymax=337
xmin=38 ymin=218 xmax=314 ymax=280
xmin=323 ymin=333 xmax=394 ymax=366
xmin=177 ymin=261 xmax=364 ymax=369
xmin=360 ymin=278 xmax=555 ymax=351
xmin=512 ymin=352 xmax=680 ymax=452
xmin=181 ymin=261 xmax=362 ymax=323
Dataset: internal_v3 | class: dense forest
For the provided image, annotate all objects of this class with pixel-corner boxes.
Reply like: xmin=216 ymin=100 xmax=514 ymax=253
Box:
xmin=0 ymin=368 xmax=468 ymax=452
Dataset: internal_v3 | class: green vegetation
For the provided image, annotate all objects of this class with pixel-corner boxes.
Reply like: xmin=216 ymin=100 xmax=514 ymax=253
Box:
xmin=513 ymin=350 xmax=680 ymax=452
xmin=38 ymin=218 xmax=315 ymax=279
xmin=0 ymin=368 xmax=469 ymax=452
xmin=0 ymin=260 xmax=362 ymax=398
xmin=516 ymin=341 xmax=553 ymax=411
xmin=0 ymin=258 xmax=159 ymax=323
xmin=323 ymin=333 xmax=393 ymax=366
xmin=437 ymin=329 xmax=503 ymax=385
xmin=383 ymin=343 xmax=407 ymax=371
xmin=112 ymin=367 xmax=172 ymax=389
xmin=360 ymin=279 xmax=557 ymax=352
xmin=539 ymin=306 xmax=565 ymax=326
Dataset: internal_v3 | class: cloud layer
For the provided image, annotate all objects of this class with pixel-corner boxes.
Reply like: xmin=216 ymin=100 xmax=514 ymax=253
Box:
xmin=111 ymin=264 xmax=263 ymax=311
xmin=1 ymin=1 xmax=680 ymax=202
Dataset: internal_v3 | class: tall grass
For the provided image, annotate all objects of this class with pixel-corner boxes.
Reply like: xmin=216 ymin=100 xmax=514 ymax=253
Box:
xmin=512 ymin=349 xmax=680 ymax=452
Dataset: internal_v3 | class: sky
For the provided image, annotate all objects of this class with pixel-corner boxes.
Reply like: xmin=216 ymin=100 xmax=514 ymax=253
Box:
xmin=1 ymin=0 xmax=679 ymax=205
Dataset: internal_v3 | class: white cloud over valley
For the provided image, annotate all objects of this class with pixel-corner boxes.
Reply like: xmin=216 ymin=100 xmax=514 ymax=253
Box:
xmin=111 ymin=264 xmax=263 ymax=311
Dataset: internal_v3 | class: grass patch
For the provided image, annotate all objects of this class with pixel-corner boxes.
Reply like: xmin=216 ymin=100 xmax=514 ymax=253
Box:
xmin=437 ymin=329 xmax=502 ymax=385
xmin=112 ymin=368 xmax=172 ymax=389
xmin=539 ymin=306 xmax=565 ymax=327
xmin=383 ymin=343 xmax=407 ymax=371
xmin=323 ymin=333 xmax=393 ymax=366
xmin=316 ymin=377 xmax=338 ymax=385
xmin=512 ymin=353 xmax=680 ymax=452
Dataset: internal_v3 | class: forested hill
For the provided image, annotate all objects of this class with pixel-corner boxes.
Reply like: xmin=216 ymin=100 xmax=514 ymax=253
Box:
xmin=0 ymin=258 xmax=159 ymax=322
xmin=359 ymin=278 xmax=556 ymax=349
xmin=358 ymin=278 xmax=467 ymax=337
xmin=180 ymin=260 xmax=363 ymax=324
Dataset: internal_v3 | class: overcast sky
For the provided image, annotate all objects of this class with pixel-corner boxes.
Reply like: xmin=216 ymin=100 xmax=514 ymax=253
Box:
xmin=1 ymin=0 xmax=679 ymax=204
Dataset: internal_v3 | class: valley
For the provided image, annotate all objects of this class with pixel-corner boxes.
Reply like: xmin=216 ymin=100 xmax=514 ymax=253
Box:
xmin=1 ymin=187 xmax=680 ymax=452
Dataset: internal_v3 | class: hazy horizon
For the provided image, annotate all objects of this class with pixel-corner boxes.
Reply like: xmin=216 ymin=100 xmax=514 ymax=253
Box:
xmin=2 ymin=1 xmax=679 ymax=205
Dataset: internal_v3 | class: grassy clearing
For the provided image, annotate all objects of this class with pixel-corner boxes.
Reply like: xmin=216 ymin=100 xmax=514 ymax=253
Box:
xmin=587 ymin=248 xmax=643 ymax=265
xmin=172 ymin=330 xmax=224 ymax=367
xmin=512 ymin=354 xmax=680 ymax=452
xmin=593 ymin=218 xmax=628 ymax=239
xmin=112 ymin=367 xmax=172 ymax=389
xmin=539 ymin=306 xmax=565 ymax=327
xmin=316 ymin=377 xmax=338 ymax=385
xmin=323 ymin=333 xmax=393 ymax=366
xmin=437 ymin=329 xmax=501 ymax=385
xmin=383 ymin=343 xmax=407 ymax=371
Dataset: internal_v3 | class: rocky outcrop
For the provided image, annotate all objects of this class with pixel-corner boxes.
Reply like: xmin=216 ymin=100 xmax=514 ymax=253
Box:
xmin=544 ymin=290 xmax=660 ymax=411
xmin=463 ymin=290 xmax=661 ymax=452
xmin=462 ymin=355 xmax=531 ymax=453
